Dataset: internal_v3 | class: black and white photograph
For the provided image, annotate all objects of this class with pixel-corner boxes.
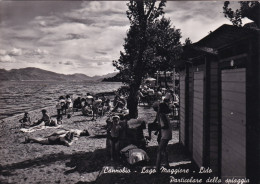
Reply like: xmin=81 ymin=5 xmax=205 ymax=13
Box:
xmin=0 ymin=1 xmax=259 ymax=183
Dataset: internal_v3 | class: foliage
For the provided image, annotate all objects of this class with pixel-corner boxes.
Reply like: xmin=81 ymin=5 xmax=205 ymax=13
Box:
xmin=223 ymin=1 xmax=260 ymax=27
xmin=113 ymin=0 xmax=169 ymax=118
xmin=146 ymin=17 xmax=183 ymax=74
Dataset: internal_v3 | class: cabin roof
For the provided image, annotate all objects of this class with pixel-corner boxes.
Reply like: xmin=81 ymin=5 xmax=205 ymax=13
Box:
xmin=177 ymin=24 xmax=259 ymax=67
xmin=194 ymin=24 xmax=258 ymax=50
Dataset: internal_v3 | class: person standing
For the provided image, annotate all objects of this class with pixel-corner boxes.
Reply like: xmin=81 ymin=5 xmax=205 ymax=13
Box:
xmin=66 ymin=95 xmax=73 ymax=118
xmin=156 ymin=97 xmax=172 ymax=173
xmin=107 ymin=115 xmax=122 ymax=161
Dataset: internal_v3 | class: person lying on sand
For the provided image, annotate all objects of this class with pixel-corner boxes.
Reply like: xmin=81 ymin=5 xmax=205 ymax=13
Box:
xmin=25 ymin=129 xmax=90 ymax=146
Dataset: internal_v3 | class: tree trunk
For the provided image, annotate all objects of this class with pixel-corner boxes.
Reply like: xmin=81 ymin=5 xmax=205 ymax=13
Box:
xmin=127 ymin=1 xmax=150 ymax=118
xmin=127 ymin=84 xmax=139 ymax=119
xmin=164 ymin=71 xmax=168 ymax=88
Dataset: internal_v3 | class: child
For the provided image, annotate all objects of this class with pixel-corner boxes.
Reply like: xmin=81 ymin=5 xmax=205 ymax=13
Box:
xmin=56 ymin=98 xmax=62 ymax=120
xmin=103 ymin=99 xmax=111 ymax=114
xmin=107 ymin=115 xmax=121 ymax=161
xmin=57 ymin=115 xmax=63 ymax=125
xmin=19 ymin=112 xmax=31 ymax=128
xmin=59 ymin=96 xmax=66 ymax=115
xmin=66 ymin=95 xmax=73 ymax=118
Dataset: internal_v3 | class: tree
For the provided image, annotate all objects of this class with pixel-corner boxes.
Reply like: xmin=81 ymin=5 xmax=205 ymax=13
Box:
xmin=223 ymin=1 xmax=260 ymax=28
xmin=113 ymin=1 xmax=166 ymax=118
xmin=146 ymin=17 xmax=182 ymax=88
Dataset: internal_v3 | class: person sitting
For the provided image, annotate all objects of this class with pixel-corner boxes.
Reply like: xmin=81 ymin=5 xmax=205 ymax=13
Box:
xmin=56 ymin=114 xmax=63 ymax=125
xmin=112 ymin=96 xmax=126 ymax=113
xmin=156 ymin=91 xmax=163 ymax=101
xmin=137 ymin=89 xmax=146 ymax=105
xmin=73 ymin=97 xmax=82 ymax=111
xmin=25 ymin=129 xmax=90 ymax=146
xmin=31 ymin=109 xmax=57 ymax=127
xmin=92 ymin=96 xmax=102 ymax=120
xmin=142 ymin=86 xmax=148 ymax=96
xmin=19 ymin=112 xmax=31 ymax=128
xmin=101 ymin=94 xmax=107 ymax=105
xmin=103 ymin=98 xmax=111 ymax=114
xmin=80 ymin=98 xmax=86 ymax=108
xmin=59 ymin=96 xmax=66 ymax=115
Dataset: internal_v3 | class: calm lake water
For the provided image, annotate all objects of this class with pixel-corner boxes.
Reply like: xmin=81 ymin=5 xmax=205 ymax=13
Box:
xmin=0 ymin=81 xmax=122 ymax=119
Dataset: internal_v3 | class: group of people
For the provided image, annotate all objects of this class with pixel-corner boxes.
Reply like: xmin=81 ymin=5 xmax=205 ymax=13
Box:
xmin=20 ymin=87 xmax=178 ymax=173
xmin=104 ymin=88 xmax=176 ymax=173
xmin=78 ymin=94 xmax=112 ymax=120
xmin=56 ymin=95 xmax=73 ymax=120
xmin=19 ymin=109 xmax=61 ymax=128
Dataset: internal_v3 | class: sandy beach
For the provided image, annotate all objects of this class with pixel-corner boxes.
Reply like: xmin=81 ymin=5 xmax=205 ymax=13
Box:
xmin=0 ymin=105 xmax=207 ymax=184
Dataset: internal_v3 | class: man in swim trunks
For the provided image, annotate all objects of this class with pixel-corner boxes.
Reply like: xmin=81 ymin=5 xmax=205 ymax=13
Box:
xmin=25 ymin=129 xmax=89 ymax=146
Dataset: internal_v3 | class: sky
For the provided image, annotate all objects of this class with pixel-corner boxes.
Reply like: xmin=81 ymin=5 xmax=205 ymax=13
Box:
xmin=0 ymin=1 xmax=251 ymax=76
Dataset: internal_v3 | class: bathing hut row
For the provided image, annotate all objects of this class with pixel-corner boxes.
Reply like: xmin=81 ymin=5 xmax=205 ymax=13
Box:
xmin=178 ymin=24 xmax=260 ymax=183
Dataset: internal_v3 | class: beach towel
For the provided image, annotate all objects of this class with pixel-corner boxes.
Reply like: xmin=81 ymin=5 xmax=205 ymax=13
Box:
xmin=120 ymin=144 xmax=150 ymax=165
xmin=127 ymin=119 xmax=146 ymax=129
xmin=20 ymin=125 xmax=62 ymax=133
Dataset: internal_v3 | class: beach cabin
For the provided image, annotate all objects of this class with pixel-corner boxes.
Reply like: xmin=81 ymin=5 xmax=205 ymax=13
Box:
xmin=178 ymin=24 xmax=260 ymax=183
xmin=178 ymin=45 xmax=219 ymax=172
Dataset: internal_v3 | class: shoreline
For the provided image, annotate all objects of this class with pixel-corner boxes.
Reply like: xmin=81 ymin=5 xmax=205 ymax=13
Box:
xmin=0 ymin=105 xmax=56 ymax=121
xmin=0 ymin=90 xmax=119 ymax=121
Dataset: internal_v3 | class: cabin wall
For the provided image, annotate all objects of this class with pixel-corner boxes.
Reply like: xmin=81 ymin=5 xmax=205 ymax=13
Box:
xmin=179 ymin=70 xmax=186 ymax=146
xmin=208 ymin=59 xmax=220 ymax=174
xmin=188 ymin=65 xmax=194 ymax=153
xmin=221 ymin=68 xmax=246 ymax=180
xmin=179 ymin=28 xmax=260 ymax=183
xmin=192 ymin=64 xmax=205 ymax=167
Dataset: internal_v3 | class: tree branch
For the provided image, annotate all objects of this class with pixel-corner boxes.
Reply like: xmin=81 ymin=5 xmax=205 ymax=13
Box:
xmin=145 ymin=1 xmax=156 ymax=19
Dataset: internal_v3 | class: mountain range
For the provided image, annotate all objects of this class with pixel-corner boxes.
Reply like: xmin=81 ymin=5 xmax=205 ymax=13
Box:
xmin=0 ymin=67 xmax=117 ymax=81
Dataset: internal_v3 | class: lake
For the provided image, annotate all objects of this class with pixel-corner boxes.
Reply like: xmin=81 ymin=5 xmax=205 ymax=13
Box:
xmin=0 ymin=81 xmax=122 ymax=119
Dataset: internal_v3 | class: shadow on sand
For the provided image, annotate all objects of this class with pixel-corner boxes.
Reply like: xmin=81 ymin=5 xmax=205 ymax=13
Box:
xmin=0 ymin=143 xmax=210 ymax=184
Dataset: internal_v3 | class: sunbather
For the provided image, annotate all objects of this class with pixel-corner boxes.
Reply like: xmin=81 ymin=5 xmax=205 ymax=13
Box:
xmin=25 ymin=129 xmax=90 ymax=146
